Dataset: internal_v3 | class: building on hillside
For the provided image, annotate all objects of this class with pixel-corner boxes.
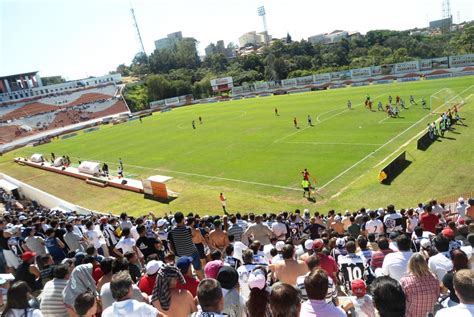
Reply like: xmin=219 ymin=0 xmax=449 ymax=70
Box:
xmin=154 ymin=31 xmax=197 ymax=51
xmin=308 ymin=30 xmax=349 ymax=45
xmin=429 ymin=17 xmax=453 ymax=29
xmin=204 ymin=40 xmax=236 ymax=59
xmin=238 ymin=31 xmax=272 ymax=48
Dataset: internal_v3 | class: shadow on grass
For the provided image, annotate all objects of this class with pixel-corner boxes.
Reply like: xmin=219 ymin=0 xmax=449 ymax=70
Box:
xmin=381 ymin=160 xmax=412 ymax=185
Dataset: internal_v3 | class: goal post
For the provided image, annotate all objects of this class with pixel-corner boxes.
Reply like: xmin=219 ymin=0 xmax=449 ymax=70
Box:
xmin=429 ymin=88 xmax=464 ymax=113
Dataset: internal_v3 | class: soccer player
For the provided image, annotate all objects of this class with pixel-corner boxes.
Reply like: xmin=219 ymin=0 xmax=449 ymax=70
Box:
xmin=409 ymin=95 xmax=416 ymax=105
xmin=366 ymin=94 xmax=370 ymax=102
xmin=347 ymin=100 xmax=352 ymax=109
xmin=192 ymin=120 xmax=196 ymax=129
xmin=393 ymin=105 xmax=400 ymax=117
xmin=307 ymin=115 xmax=313 ymax=126
xmin=400 ymin=98 xmax=407 ymax=109
xmin=199 ymin=116 xmax=202 ymax=124
xmin=139 ymin=116 xmax=142 ymax=123
xmin=388 ymin=95 xmax=393 ymax=104
xmin=421 ymin=98 xmax=428 ymax=109
xmin=117 ymin=166 xmax=124 ymax=178
xmin=302 ymin=169 xmax=310 ymax=181
xmin=377 ymin=101 xmax=384 ymax=111
xmin=275 ymin=108 xmax=279 ymax=116
xmin=396 ymin=95 xmax=400 ymax=104
xmin=367 ymin=101 xmax=373 ymax=111
xmin=118 ymin=158 xmax=123 ymax=169
xmin=301 ymin=178 xmax=311 ymax=198
xmin=294 ymin=117 xmax=298 ymax=128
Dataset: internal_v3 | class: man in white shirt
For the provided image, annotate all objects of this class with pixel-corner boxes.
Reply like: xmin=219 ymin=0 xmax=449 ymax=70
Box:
xmin=383 ymin=205 xmax=403 ymax=234
xmin=428 ymin=235 xmax=453 ymax=280
xmin=456 ymin=197 xmax=467 ymax=220
xmin=272 ymin=216 xmax=288 ymax=241
xmin=382 ymin=234 xmax=413 ymax=280
xmin=113 ymin=228 xmax=137 ymax=257
xmin=102 ymin=271 xmax=161 ymax=317
xmin=365 ymin=211 xmax=384 ymax=236
xmin=436 ymin=269 xmax=474 ymax=317
xmin=84 ymin=221 xmax=103 ymax=255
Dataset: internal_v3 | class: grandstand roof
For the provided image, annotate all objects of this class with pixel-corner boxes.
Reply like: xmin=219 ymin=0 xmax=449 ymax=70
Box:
xmin=0 ymin=71 xmax=38 ymax=80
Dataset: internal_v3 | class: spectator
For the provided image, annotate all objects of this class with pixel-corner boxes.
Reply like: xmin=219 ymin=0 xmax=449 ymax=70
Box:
xmin=338 ymin=241 xmax=368 ymax=289
xmin=151 ymin=265 xmax=196 ymax=317
xmin=347 ymin=216 xmax=361 ymax=237
xmin=223 ymin=244 xmax=241 ymax=269
xmin=175 ymin=256 xmax=200 ymax=297
xmin=272 ymin=215 xmax=288 ymax=241
xmin=303 ymin=217 xmax=326 ymax=239
xmin=372 ymin=276 xmax=406 ymax=317
xmin=436 ymin=269 xmax=474 ymax=317
xmin=2 ymin=281 xmax=43 ymax=317
xmin=14 ymin=251 xmax=40 ymax=292
xmin=138 ymin=260 xmax=162 ymax=296
xmin=124 ymin=251 xmax=141 ymax=283
xmin=208 ymin=219 xmax=230 ymax=253
xmin=296 ymin=255 xmax=338 ymax=303
xmin=312 ymin=239 xmax=338 ymax=281
xmin=400 ymin=253 xmax=440 ymax=317
xmin=441 ymin=249 xmax=469 ymax=307
xmin=74 ymin=292 xmax=97 ymax=317
xmin=300 ymin=269 xmax=348 ymax=317
xmin=24 ymin=227 xmax=47 ymax=256
xmin=64 ymin=223 xmax=85 ymax=253
xmin=102 ymin=271 xmax=160 ymax=317
xmin=365 ymin=211 xmax=384 ymax=236
xmin=44 ymin=228 xmax=66 ymax=264
xmin=351 ymin=279 xmax=376 ymax=317
xmin=245 ymin=267 xmax=271 ymax=317
xmin=113 ymin=228 xmax=137 ymax=257
xmin=168 ymin=212 xmax=204 ymax=280
xmin=188 ymin=217 xmax=207 ymax=269
xmin=429 ymin=234 xmax=453 ymax=280
xmin=97 ymin=257 xmax=113 ymax=291
xmin=100 ymin=258 xmax=146 ymax=310
xmin=270 ymin=244 xmax=308 ymax=285
xmin=63 ymin=263 xmax=97 ymax=316
xmin=420 ymin=206 xmax=439 ymax=234
xmin=269 ymin=283 xmax=301 ymax=317
xmin=40 ymin=264 xmax=71 ymax=316
xmin=217 ymin=266 xmax=244 ymax=317
xmin=382 ymin=234 xmax=413 ymax=280
xmin=243 ymin=215 xmax=273 ymax=245
xmin=228 ymin=216 xmax=244 ymax=242
xmin=204 ymin=259 xmax=224 ymax=279
xmin=193 ymin=279 xmax=225 ymax=317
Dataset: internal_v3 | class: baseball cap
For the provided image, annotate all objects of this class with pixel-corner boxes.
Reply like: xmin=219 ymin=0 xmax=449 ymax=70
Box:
xmin=442 ymin=228 xmax=455 ymax=239
xmin=420 ymin=239 xmax=431 ymax=249
xmin=176 ymin=256 xmax=193 ymax=270
xmin=351 ymin=279 xmax=366 ymax=297
xmin=334 ymin=216 xmax=342 ymax=222
xmin=204 ymin=260 xmax=223 ymax=279
xmin=100 ymin=216 xmax=108 ymax=224
xmin=67 ymin=216 xmax=77 ymax=222
xmin=18 ymin=215 xmax=27 ymax=221
xmin=217 ymin=266 xmax=239 ymax=290
xmin=336 ymin=238 xmax=346 ymax=248
xmin=312 ymin=239 xmax=324 ymax=251
xmin=248 ymin=270 xmax=266 ymax=290
xmin=146 ymin=260 xmax=163 ymax=275
xmin=304 ymin=239 xmax=314 ymax=251
xmin=157 ymin=219 xmax=168 ymax=227
xmin=22 ymin=251 xmax=37 ymax=262
xmin=275 ymin=241 xmax=285 ymax=251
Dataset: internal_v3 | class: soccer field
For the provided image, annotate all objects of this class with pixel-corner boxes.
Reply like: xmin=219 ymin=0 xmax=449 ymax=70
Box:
xmin=1 ymin=76 xmax=473 ymax=215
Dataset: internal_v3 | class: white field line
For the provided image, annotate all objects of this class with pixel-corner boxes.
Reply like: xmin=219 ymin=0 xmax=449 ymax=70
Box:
xmin=274 ymin=93 xmax=386 ymax=144
xmin=381 ymin=121 xmax=419 ymax=124
xmin=318 ymin=86 xmax=472 ymax=191
xmin=176 ymin=111 xmax=247 ymax=129
xmin=316 ymin=108 xmax=344 ymax=123
xmin=378 ymin=116 xmax=390 ymax=123
xmin=19 ymin=151 xmax=302 ymax=192
xmin=282 ymin=141 xmax=383 ymax=146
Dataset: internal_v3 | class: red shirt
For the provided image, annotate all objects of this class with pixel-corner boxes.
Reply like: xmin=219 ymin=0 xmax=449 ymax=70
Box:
xmin=138 ymin=274 xmax=157 ymax=296
xmin=317 ymin=252 xmax=338 ymax=281
xmin=420 ymin=213 xmax=439 ymax=233
xmin=176 ymin=275 xmax=200 ymax=297
xmin=92 ymin=265 xmax=103 ymax=284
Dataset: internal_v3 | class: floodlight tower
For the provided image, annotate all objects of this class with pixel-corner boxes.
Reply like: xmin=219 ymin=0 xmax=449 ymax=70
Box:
xmin=130 ymin=2 xmax=146 ymax=55
xmin=442 ymin=0 xmax=451 ymax=19
xmin=258 ymin=6 xmax=269 ymax=45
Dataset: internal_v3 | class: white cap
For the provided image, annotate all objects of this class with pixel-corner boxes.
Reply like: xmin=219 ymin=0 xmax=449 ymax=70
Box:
xmin=303 ymin=209 xmax=310 ymax=214
xmin=458 ymin=197 xmax=464 ymax=203
xmin=420 ymin=239 xmax=431 ymax=249
xmin=336 ymin=237 xmax=346 ymax=248
xmin=146 ymin=260 xmax=163 ymax=275
xmin=275 ymin=241 xmax=285 ymax=251
xmin=248 ymin=271 xmax=266 ymax=290
xmin=304 ymin=239 xmax=314 ymax=250
xmin=67 ymin=216 xmax=77 ymax=222
xmin=157 ymin=219 xmax=168 ymax=227
xmin=18 ymin=215 xmax=27 ymax=221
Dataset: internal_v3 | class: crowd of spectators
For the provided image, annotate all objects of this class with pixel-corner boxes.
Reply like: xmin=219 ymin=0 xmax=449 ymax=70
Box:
xmin=0 ymin=188 xmax=473 ymax=317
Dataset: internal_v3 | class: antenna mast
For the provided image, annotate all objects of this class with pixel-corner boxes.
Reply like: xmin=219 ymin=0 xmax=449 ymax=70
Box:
xmin=130 ymin=3 xmax=146 ymax=54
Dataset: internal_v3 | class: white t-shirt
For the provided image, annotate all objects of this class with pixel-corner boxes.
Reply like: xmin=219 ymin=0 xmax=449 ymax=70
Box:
xmin=3 ymin=308 xmax=43 ymax=317
xmin=381 ymin=251 xmax=413 ymax=280
xmin=365 ymin=219 xmax=384 ymax=234
xmin=272 ymin=222 xmax=287 ymax=240
xmin=435 ymin=304 xmax=474 ymax=317
xmin=115 ymin=237 xmax=136 ymax=254
xmin=85 ymin=229 xmax=101 ymax=249
xmin=406 ymin=216 xmax=419 ymax=233
xmin=456 ymin=203 xmax=467 ymax=219
xmin=102 ymin=299 xmax=158 ymax=317
xmin=428 ymin=252 xmax=453 ymax=280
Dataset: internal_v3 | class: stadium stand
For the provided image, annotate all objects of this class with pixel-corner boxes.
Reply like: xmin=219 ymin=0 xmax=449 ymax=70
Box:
xmin=0 ymin=178 xmax=472 ymax=317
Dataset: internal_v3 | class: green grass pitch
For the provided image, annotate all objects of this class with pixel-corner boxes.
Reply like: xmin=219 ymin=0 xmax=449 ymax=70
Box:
xmin=1 ymin=76 xmax=473 ymax=216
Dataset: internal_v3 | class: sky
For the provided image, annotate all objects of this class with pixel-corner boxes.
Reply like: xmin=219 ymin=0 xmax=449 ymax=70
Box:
xmin=1 ymin=0 xmax=472 ymax=80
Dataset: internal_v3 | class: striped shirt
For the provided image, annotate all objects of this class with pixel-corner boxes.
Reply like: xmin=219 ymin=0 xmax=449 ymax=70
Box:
xmin=40 ymin=278 xmax=69 ymax=316
xmin=228 ymin=224 xmax=244 ymax=242
xmin=168 ymin=225 xmax=198 ymax=257
xmin=296 ymin=272 xmax=337 ymax=303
